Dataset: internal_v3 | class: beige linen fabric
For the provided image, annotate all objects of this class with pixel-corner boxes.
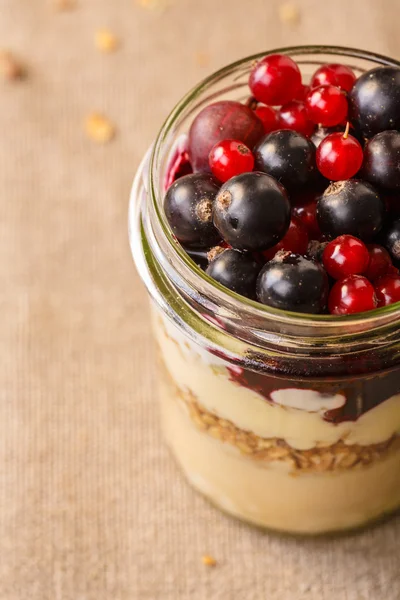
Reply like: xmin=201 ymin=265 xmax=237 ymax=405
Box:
xmin=0 ymin=0 xmax=399 ymax=598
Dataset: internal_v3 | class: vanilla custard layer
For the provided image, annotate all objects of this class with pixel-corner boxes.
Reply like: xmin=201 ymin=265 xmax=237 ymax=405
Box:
xmin=161 ymin=378 xmax=400 ymax=533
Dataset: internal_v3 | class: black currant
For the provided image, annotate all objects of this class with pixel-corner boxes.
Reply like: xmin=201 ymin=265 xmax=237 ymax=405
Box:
xmin=362 ymin=131 xmax=400 ymax=190
xmin=384 ymin=191 xmax=400 ymax=217
xmin=317 ymin=180 xmax=386 ymax=242
xmin=256 ymin=251 xmax=329 ymax=314
xmin=349 ymin=66 xmax=400 ymax=137
xmin=213 ymin=172 xmax=290 ymax=251
xmin=164 ymin=173 xmax=221 ymax=247
xmin=380 ymin=219 xmax=400 ymax=262
xmin=206 ymin=249 xmax=261 ymax=299
xmin=183 ymin=247 xmax=209 ymax=270
xmin=254 ymin=130 xmax=317 ymax=191
xmin=307 ymin=239 xmax=328 ymax=263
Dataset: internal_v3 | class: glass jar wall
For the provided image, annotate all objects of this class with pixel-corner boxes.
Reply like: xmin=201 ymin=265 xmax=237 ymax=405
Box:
xmin=130 ymin=47 xmax=400 ymax=534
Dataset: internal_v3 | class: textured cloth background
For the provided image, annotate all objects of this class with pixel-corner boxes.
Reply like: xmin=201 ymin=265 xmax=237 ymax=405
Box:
xmin=0 ymin=0 xmax=399 ymax=598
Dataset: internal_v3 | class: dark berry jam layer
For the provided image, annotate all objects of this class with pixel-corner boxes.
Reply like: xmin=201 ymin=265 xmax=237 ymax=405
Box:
xmin=226 ymin=363 xmax=400 ymax=424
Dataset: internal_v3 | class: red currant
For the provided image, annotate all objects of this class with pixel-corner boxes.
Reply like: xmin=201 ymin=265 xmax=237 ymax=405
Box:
xmin=328 ymin=275 xmax=378 ymax=315
xmin=292 ymin=192 xmax=321 ymax=239
xmin=262 ymin=217 xmax=309 ymax=260
xmin=255 ymin=105 xmax=279 ymax=134
xmin=209 ymin=139 xmax=254 ymax=182
xmin=365 ymin=244 xmax=393 ymax=281
xmin=277 ymin=101 xmax=315 ymax=137
xmin=249 ymin=54 xmax=301 ymax=105
xmin=294 ymin=84 xmax=311 ymax=101
xmin=306 ymin=85 xmax=348 ymax=127
xmin=311 ymin=63 xmax=357 ymax=92
xmin=374 ymin=274 xmax=400 ymax=307
xmin=323 ymin=235 xmax=369 ymax=280
xmin=387 ymin=264 xmax=400 ymax=275
xmin=316 ymin=124 xmax=363 ymax=180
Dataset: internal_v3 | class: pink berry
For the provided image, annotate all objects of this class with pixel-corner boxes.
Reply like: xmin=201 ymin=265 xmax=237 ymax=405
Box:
xmin=278 ymin=101 xmax=315 ymax=137
xmin=328 ymin=275 xmax=377 ymax=315
xmin=365 ymin=244 xmax=393 ymax=281
xmin=188 ymin=101 xmax=264 ymax=172
xmin=316 ymin=125 xmax=363 ymax=180
xmin=255 ymin=105 xmax=279 ymax=133
xmin=262 ymin=217 xmax=309 ymax=260
xmin=209 ymin=139 xmax=254 ymax=182
xmin=374 ymin=275 xmax=400 ymax=307
xmin=323 ymin=235 xmax=370 ymax=280
xmin=249 ymin=54 xmax=302 ymax=105
xmin=311 ymin=63 xmax=357 ymax=92
xmin=306 ymin=85 xmax=348 ymax=127
xmin=165 ymin=149 xmax=192 ymax=190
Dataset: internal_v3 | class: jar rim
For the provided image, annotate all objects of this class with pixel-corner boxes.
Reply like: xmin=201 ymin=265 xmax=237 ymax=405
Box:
xmin=145 ymin=45 xmax=400 ymax=338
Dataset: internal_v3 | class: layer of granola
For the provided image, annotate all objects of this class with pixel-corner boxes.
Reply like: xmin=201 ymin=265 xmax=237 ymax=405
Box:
xmin=185 ymin=389 xmax=400 ymax=473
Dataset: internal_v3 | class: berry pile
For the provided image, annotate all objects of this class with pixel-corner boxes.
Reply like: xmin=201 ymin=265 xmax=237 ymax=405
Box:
xmin=163 ymin=53 xmax=400 ymax=315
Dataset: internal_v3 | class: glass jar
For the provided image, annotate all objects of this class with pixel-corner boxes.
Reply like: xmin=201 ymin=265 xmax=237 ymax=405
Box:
xmin=129 ymin=46 xmax=400 ymax=535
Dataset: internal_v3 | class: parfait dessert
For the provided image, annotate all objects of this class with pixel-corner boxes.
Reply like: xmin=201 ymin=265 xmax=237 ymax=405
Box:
xmin=131 ymin=48 xmax=400 ymax=534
